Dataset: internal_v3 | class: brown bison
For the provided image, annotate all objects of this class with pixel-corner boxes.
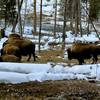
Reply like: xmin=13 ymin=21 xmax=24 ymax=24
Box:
xmin=0 ymin=54 xmax=21 ymax=62
xmin=67 ymin=43 xmax=100 ymax=64
xmin=2 ymin=33 xmax=22 ymax=47
xmin=3 ymin=35 xmax=36 ymax=61
xmin=1 ymin=44 xmax=21 ymax=60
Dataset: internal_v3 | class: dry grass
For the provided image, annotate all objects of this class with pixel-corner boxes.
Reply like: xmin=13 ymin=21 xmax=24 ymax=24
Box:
xmin=21 ymin=50 xmax=65 ymax=63
xmin=21 ymin=50 xmax=100 ymax=66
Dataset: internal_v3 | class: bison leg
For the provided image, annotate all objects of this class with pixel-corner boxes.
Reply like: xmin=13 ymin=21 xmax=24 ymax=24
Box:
xmin=27 ymin=54 xmax=31 ymax=61
xmin=33 ymin=52 xmax=36 ymax=61
xmin=78 ymin=59 xmax=84 ymax=65
xmin=27 ymin=53 xmax=36 ymax=61
xmin=92 ymin=55 xmax=98 ymax=64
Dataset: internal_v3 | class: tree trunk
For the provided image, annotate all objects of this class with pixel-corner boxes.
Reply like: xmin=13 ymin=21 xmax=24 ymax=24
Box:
xmin=38 ymin=0 xmax=42 ymax=52
xmin=62 ymin=0 xmax=68 ymax=49
xmin=70 ymin=0 xmax=74 ymax=34
xmin=4 ymin=6 xmax=7 ymax=29
xmin=12 ymin=0 xmax=23 ymax=32
xmin=86 ymin=0 xmax=90 ymax=36
xmin=74 ymin=0 xmax=79 ymax=37
xmin=17 ymin=0 xmax=23 ymax=36
xmin=53 ymin=0 xmax=57 ymax=38
xmin=33 ymin=0 xmax=37 ymax=33
xmin=78 ymin=0 xmax=82 ymax=37
xmin=22 ymin=0 xmax=27 ymax=34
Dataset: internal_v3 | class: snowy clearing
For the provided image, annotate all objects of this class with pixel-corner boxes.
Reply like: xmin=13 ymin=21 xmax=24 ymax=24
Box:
xmin=0 ymin=28 xmax=100 ymax=84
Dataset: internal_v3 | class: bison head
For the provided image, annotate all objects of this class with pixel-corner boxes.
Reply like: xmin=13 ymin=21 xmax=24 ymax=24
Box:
xmin=67 ymin=48 xmax=72 ymax=60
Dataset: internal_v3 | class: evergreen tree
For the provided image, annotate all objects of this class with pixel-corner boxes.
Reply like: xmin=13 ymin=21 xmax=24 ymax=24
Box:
xmin=59 ymin=0 xmax=100 ymax=21
xmin=0 ymin=0 xmax=16 ymax=26
xmin=89 ymin=0 xmax=100 ymax=20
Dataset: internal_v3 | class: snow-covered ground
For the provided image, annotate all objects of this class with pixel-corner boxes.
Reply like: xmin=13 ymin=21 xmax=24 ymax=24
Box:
xmin=0 ymin=30 xmax=100 ymax=84
xmin=0 ymin=62 xmax=99 ymax=84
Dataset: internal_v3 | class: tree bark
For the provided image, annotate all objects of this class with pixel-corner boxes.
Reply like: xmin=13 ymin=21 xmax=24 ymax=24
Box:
xmin=17 ymin=0 xmax=23 ymax=36
xmin=53 ymin=0 xmax=57 ymax=38
xmin=74 ymin=0 xmax=79 ymax=37
xmin=38 ymin=0 xmax=42 ymax=52
xmin=12 ymin=0 xmax=23 ymax=32
xmin=70 ymin=0 xmax=75 ymax=34
xmin=78 ymin=0 xmax=82 ymax=37
xmin=22 ymin=0 xmax=27 ymax=34
xmin=33 ymin=0 xmax=37 ymax=33
xmin=62 ymin=0 xmax=68 ymax=49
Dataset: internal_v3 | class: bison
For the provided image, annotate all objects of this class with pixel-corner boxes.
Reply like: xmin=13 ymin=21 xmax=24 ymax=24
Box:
xmin=1 ymin=44 xmax=21 ymax=60
xmin=2 ymin=34 xmax=36 ymax=61
xmin=67 ymin=43 xmax=100 ymax=64
xmin=2 ymin=33 xmax=21 ymax=47
xmin=0 ymin=54 xmax=21 ymax=62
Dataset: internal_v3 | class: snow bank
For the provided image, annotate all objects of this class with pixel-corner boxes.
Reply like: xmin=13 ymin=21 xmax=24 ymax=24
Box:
xmin=0 ymin=72 xmax=28 ymax=83
xmin=0 ymin=62 xmax=100 ymax=83
xmin=0 ymin=62 xmax=51 ymax=74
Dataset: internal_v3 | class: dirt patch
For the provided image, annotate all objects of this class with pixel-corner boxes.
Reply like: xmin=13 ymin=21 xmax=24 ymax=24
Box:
xmin=0 ymin=80 xmax=100 ymax=99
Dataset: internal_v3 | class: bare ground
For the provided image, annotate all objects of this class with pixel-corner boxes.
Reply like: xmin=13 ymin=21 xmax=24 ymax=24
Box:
xmin=0 ymin=80 xmax=100 ymax=100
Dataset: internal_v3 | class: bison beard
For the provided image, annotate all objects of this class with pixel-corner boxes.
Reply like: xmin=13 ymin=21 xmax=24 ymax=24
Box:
xmin=67 ymin=43 xmax=99 ymax=65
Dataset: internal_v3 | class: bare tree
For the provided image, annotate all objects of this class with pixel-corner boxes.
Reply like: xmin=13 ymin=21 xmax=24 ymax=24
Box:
xmin=85 ymin=0 xmax=90 ymax=35
xmin=62 ymin=0 xmax=68 ymax=49
xmin=69 ymin=0 xmax=82 ymax=37
xmin=12 ymin=0 xmax=23 ymax=33
xmin=78 ymin=0 xmax=82 ymax=36
xmin=17 ymin=0 xmax=23 ymax=36
xmin=33 ymin=0 xmax=37 ymax=33
xmin=22 ymin=0 xmax=28 ymax=34
xmin=38 ymin=0 xmax=43 ymax=52
xmin=74 ymin=0 xmax=79 ymax=37
xmin=53 ymin=0 xmax=57 ymax=38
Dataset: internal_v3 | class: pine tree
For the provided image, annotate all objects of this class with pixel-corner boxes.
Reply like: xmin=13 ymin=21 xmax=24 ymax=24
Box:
xmin=89 ymin=0 xmax=100 ymax=21
xmin=0 ymin=0 xmax=16 ymax=26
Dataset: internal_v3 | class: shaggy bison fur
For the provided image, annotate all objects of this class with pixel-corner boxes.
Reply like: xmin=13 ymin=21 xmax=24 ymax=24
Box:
xmin=67 ymin=43 xmax=100 ymax=64
xmin=1 ymin=44 xmax=21 ymax=60
xmin=3 ymin=34 xmax=36 ymax=61
xmin=0 ymin=54 xmax=21 ymax=62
